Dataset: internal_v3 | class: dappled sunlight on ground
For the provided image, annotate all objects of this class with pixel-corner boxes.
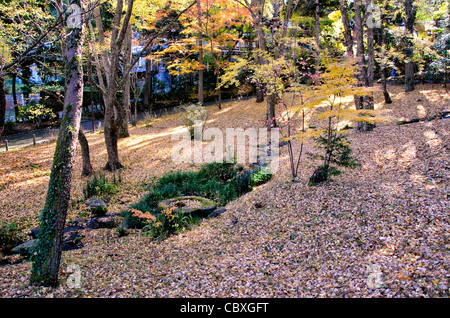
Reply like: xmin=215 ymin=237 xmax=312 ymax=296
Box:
xmin=0 ymin=84 xmax=449 ymax=298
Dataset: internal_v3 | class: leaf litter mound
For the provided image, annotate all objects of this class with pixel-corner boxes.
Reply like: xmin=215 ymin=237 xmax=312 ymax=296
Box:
xmin=0 ymin=84 xmax=449 ymax=297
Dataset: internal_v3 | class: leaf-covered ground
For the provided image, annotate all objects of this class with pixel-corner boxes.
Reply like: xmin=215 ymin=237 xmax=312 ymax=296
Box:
xmin=0 ymin=84 xmax=449 ymax=297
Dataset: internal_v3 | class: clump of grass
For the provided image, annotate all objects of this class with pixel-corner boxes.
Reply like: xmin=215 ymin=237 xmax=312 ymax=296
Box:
xmin=0 ymin=221 xmax=25 ymax=254
xmin=82 ymin=172 xmax=122 ymax=200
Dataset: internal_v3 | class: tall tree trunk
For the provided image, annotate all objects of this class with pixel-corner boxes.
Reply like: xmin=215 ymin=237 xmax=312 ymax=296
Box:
xmin=252 ymin=0 xmax=265 ymax=103
xmin=78 ymin=129 xmax=93 ymax=176
xmin=103 ymin=0 xmax=133 ymax=171
xmin=30 ymin=0 xmax=85 ymax=286
xmin=197 ymin=0 xmax=204 ymax=104
xmin=404 ymin=0 xmax=415 ymax=92
xmin=360 ymin=0 xmax=376 ymax=131
xmin=314 ymin=0 xmax=321 ymax=70
xmin=12 ymin=73 xmax=19 ymax=121
xmin=0 ymin=69 xmax=5 ymax=143
xmin=380 ymin=17 xmax=392 ymax=104
xmin=339 ymin=0 xmax=354 ymax=57
xmin=354 ymin=0 xmax=366 ymax=111
xmin=143 ymin=58 xmax=152 ymax=112
xmin=119 ymin=24 xmax=132 ymax=138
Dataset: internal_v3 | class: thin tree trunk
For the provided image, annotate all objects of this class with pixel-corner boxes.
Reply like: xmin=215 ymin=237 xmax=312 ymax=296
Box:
xmin=12 ymin=73 xmax=19 ymax=121
xmin=0 ymin=70 xmax=5 ymax=142
xmin=361 ymin=0 xmax=375 ymax=131
xmin=197 ymin=0 xmax=204 ymax=104
xmin=354 ymin=0 xmax=366 ymax=112
xmin=252 ymin=0 xmax=265 ymax=103
xmin=380 ymin=19 xmax=392 ymax=103
xmin=78 ymin=129 xmax=93 ymax=176
xmin=103 ymin=0 xmax=133 ymax=171
xmin=404 ymin=0 xmax=415 ymax=92
xmin=30 ymin=0 xmax=85 ymax=286
xmin=119 ymin=24 xmax=132 ymax=138
xmin=339 ymin=0 xmax=353 ymax=57
xmin=314 ymin=0 xmax=321 ymax=69
xmin=144 ymin=58 xmax=152 ymax=112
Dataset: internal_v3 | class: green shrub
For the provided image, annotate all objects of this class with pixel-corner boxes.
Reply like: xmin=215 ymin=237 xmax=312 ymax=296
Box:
xmin=250 ymin=167 xmax=273 ymax=187
xmin=119 ymin=209 xmax=149 ymax=230
xmin=308 ymin=133 xmax=360 ymax=186
xmin=3 ymin=119 xmax=16 ymax=133
xmin=18 ymin=102 xmax=57 ymax=127
xmin=0 ymin=221 xmax=24 ymax=253
xmin=198 ymin=162 xmax=237 ymax=182
xmin=83 ymin=173 xmax=121 ymax=200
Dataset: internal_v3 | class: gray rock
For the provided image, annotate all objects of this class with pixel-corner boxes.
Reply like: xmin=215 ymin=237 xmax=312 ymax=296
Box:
xmin=30 ymin=227 xmax=40 ymax=239
xmin=207 ymin=206 xmax=227 ymax=219
xmin=87 ymin=215 xmax=121 ymax=229
xmin=30 ymin=225 xmax=82 ymax=239
xmin=85 ymin=197 xmax=108 ymax=216
xmin=11 ymin=239 xmax=38 ymax=256
xmin=85 ymin=197 xmax=107 ymax=208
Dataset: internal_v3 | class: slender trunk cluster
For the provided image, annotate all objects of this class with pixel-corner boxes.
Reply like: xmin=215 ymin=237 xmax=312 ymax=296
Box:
xmin=89 ymin=0 xmax=134 ymax=171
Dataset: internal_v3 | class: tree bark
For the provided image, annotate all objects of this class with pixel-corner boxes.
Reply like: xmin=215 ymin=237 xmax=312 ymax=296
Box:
xmin=143 ymin=58 xmax=153 ymax=112
xmin=360 ymin=0 xmax=376 ymax=131
xmin=251 ymin=0 xmax=266 ymax=103
xmin=380 ymin=17 xmax=392 ymax=104
xmin=404 ymin=0 xmax=415 ymax=92
xmin=30 ymin=0 xmax=85 ymax=286
xmin=197 ymin=0 xmax=204 ymax=104
xmin=119 ymin=24 xmax=132 ymax=138
xmin=339 ymin=0 xmax=353 ymax=57
xmin=12 ymin=73 xmax=19 ymax=121
xmin=78 ymin=129 xmax=93 ymax=176
xmin=354 ymin=0 xmax=366 ymax=111
xmin=314 ymin=0 xmax=321 ymax=69
xmin=0 ymin=69 xmax=5 ymax=143
xmin=102 ymin=0 xmax=134 ymax=171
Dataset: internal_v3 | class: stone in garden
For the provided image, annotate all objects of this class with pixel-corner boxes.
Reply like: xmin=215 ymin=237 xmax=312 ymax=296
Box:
xmin=11 ymin=239 xmax=38 ymax=256
xmin=85 ymin=197 xmax=108 ymax=216
xmin=207 ymin=206 xmax=227 ymax=219
xmin=158 ymin=196 xmax=216 ymax=217
xmin=88 ymin=215 xmax=121 ymax=229
xmin=62 ymin=231 xmax=84 ymax=251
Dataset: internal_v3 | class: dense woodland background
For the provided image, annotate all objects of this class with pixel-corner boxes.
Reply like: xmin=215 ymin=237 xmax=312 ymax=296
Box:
xmin=0 ymin=0 xmax=448 ymax=297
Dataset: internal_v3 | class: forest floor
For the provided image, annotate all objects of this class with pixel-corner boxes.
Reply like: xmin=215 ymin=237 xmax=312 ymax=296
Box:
xmin=0 ymin=84 xmax=449 ymax=298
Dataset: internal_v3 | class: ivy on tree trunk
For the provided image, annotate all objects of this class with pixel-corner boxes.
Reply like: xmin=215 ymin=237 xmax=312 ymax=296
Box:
xmin=30 ymin=0 xmax=85 ymax=287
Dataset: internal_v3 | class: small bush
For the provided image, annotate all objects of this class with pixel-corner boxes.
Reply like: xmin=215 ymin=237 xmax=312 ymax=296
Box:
xmin=136 ymin=207 xmax=200 ymax=240
xmin=18 ymin=102 xmax=57 ymax=127
xmin=0 ymin=221 xmax=24 ymax=253
xmin=198 ymin=162 xmax=237 ymax=183
xmin=3 ymin=119 xmax=16 ymax=133
xmin=308 ymin=133 xmax=359 ymax=186
xmin=83 ymin=173 xmax=121 ymax=200
xmin=250 ymin=167 xmax=273 ymax=187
